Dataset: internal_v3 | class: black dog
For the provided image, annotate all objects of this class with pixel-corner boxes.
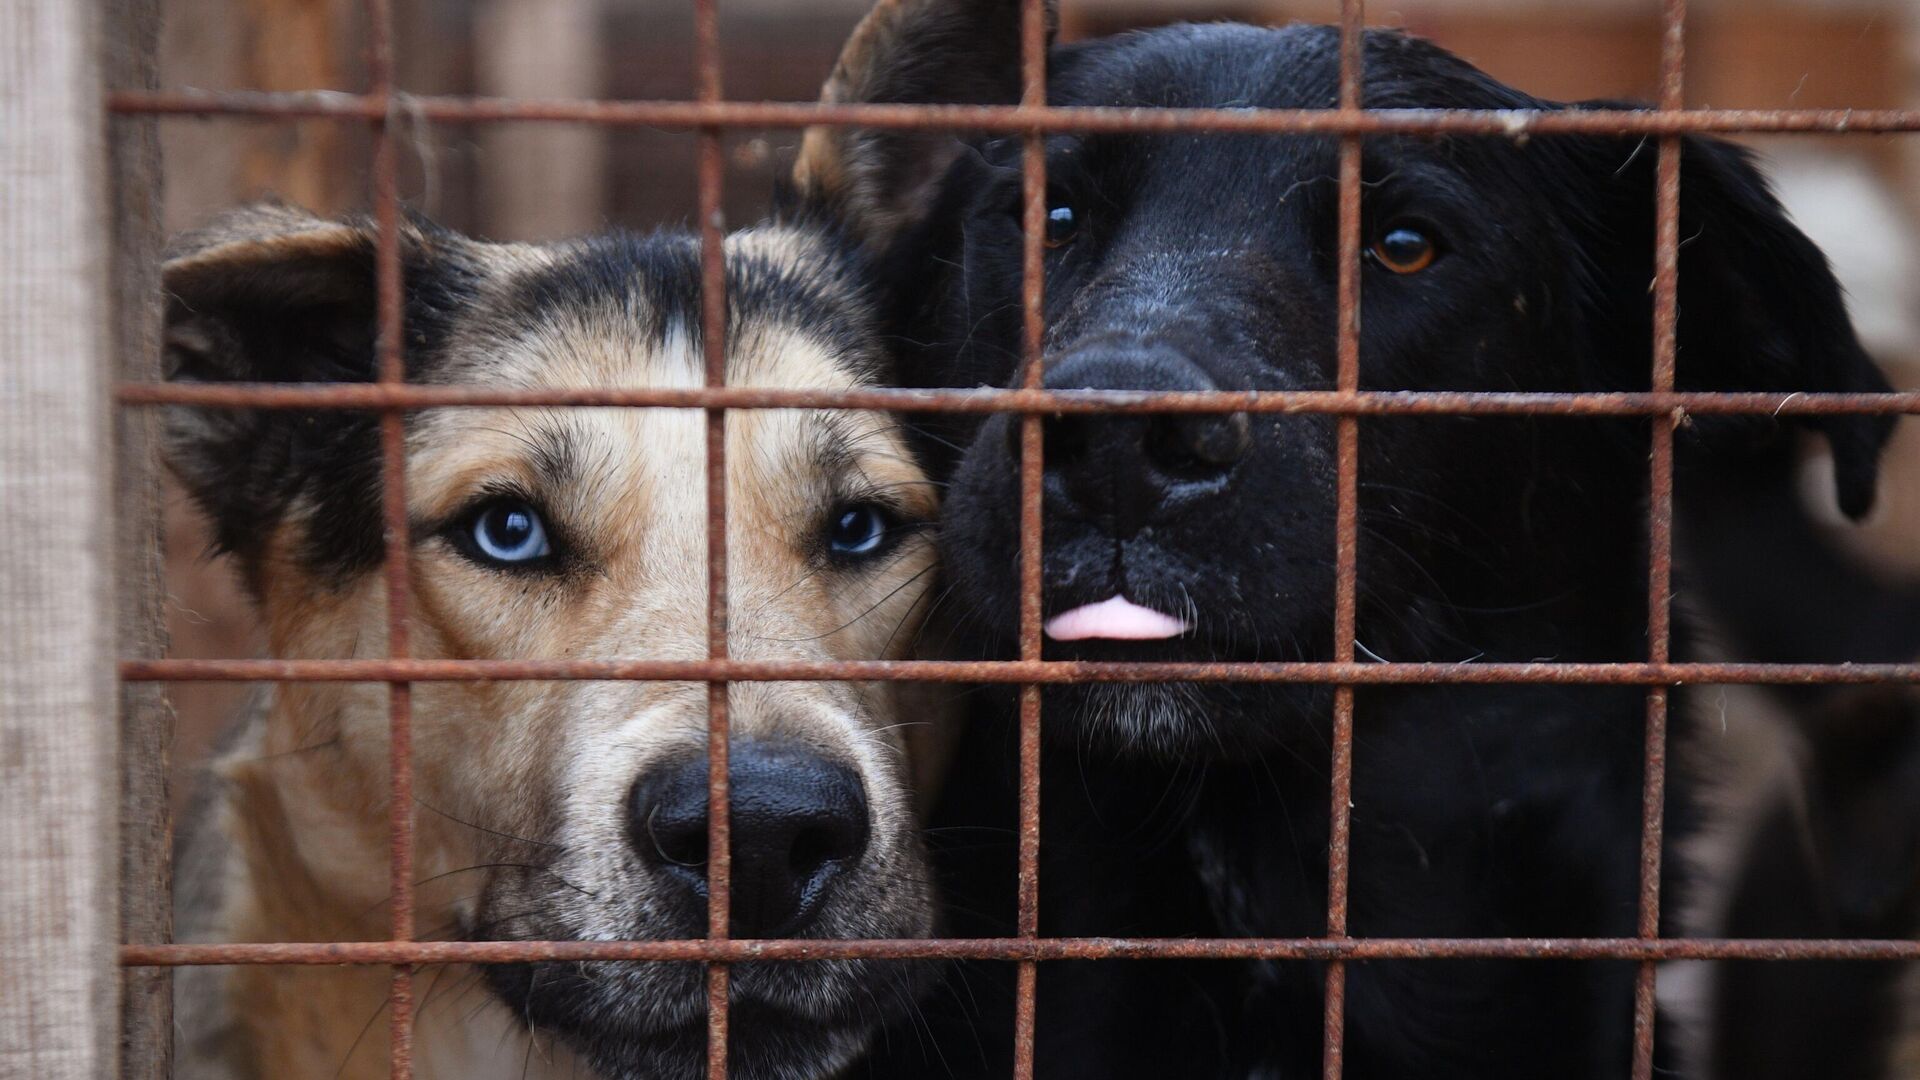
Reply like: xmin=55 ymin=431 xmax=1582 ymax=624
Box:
xmin=794 ymin=4 xmax=1895 ymax=1076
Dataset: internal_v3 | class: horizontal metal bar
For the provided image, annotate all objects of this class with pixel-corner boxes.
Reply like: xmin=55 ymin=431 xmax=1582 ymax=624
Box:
xmin=120 ymin=937 xmax=1920 ymax=967
xmin=115 ymin=384 xmax=1920 ymax=416
xmin=105 ymin=91 xmax=1920 ymax=135
xmin=120 ymin=658 xmax=1920 ymax=686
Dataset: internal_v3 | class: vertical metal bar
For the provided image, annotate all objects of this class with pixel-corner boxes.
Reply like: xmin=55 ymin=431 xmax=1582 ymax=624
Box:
xmin=1634 ymin=3 xmax=1685 ymax=1078
xmin=1014 ymin=0 xmax=1049 ymax=1074
xmin=362 ymin=1 xmax=414 ymax=1076
xmin=1324 ymin=3 xmax=1364 ymax=1078
xmin=693 ymin=0 xmax=731 ymax=1076
xmin=106 ymin=2 xmax=176 ymax=1073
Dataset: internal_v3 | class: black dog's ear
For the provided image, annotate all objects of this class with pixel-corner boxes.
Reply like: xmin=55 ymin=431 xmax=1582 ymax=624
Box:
xmin=162 ymin=204 xmax=477 ymax=575
xmin=1579 ymin=127 xmax=1895 ymax=519
xmin=1671 ymin=137 xmax=1893 ymax=519
xmin=793 ymin=0 xmax=1052 ymax=253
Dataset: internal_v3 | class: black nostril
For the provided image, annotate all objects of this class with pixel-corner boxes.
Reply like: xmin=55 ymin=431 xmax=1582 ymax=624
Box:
xmin=1145 ymin=412 xmax=1252 ymax=480
xmin=627 ymin=741 xmax=870 ymax=939
xmin=628 ymin=758 xmax=713 ymax=894
xmin=1189 ymin=411 xmax=1254 ymax=466
xmin=785 ymin=816 xmax=864 ymax=888
xmin=1040 ymin=412 xmax=1091 ymax=467
xmin=645 ymin=805 xmax=708 ymax=868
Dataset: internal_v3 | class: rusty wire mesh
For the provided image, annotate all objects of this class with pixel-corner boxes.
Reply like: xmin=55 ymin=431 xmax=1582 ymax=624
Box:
xmin=110 ymin=0 xmax=1920 ymax=1077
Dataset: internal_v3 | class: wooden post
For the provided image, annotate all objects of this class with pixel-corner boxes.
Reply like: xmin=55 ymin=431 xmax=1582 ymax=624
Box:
xmin=106 ymin=0 xmax=172 ymax=1076
xmin=474 ymin=0 xmax=609 ymax=240
xmin=0 ymin=1 xmax=121 ymax=1078
xmin=238 ymin=0 xmax=349 ymax=214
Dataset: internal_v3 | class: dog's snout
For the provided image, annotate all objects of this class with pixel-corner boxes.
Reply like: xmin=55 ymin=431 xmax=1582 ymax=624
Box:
xmin=628 ymin=740 xmax=870 ymax=938
xmin=1039 ymin=345 xmax=1249 ymax=534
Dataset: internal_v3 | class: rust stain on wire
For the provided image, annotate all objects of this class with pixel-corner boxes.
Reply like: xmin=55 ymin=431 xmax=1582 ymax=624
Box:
xmin=692 ymin=0 xmax=731 ymax=1074
xmin=104 ymin=90 xmax=1920 ymax=135
xmin=1323 ymin=3 xmax=1365 ymax=1077
xmin=1013 ymin=0 xmax=1050 ymax=1072
xmin=1633 ymin=4 xmax=1687 ymax=1076
xmin=361 ymin=0 xmax=414 ymax=1075
xmin=120 ymin=937 xmax=1920 ymax=967
xmin=116 ymin=382 xmax=1920 ymax=415
xmin=120 ymin=657 xmax=1920 ymax=686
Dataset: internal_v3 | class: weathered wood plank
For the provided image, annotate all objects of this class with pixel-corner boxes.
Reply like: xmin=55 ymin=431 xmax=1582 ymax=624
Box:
xmin=474 ymin=0 xmax=608 ymax=240
xmin=105 ymin=0 xmax=172 ymax=1076
xmin=0 ymin=2 xmax=121 ymax=1078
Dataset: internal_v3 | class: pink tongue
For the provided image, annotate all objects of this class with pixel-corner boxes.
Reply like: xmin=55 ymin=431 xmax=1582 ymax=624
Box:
xmin=1044 ymin=595 xmax=1190 ymax=642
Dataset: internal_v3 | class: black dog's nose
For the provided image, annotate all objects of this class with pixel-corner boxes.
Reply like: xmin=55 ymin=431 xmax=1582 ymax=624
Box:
xmin=629 ymin=741 xmax=870 ymax=938
xmin=1039 ymin=345 xmax=1250 ymax=534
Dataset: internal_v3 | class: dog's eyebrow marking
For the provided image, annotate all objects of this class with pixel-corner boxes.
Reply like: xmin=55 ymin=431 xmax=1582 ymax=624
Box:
xmin=808 ymin=412 xmax=862 ymax=479
xmin=521 ymin=417 xmax=585 ymax=493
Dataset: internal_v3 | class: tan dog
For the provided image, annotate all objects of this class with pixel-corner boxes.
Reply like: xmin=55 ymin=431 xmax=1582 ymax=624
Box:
xmin=165 ymin=205 xmax=940 ymax=1080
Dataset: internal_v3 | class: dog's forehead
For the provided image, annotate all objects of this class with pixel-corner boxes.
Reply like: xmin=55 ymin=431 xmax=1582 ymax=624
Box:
xmin=441 ymin=223 xmax=878 ymax=392
xmin=1056 ymin=24 xmax=1336 ymax=111
xmin=406 ymin=224 xmax=919 ymax=527
xmin=1055 ymin=24 xmax=1538 ymax=112
xmin=1034 ymin=26 xmax=1561 ymax=246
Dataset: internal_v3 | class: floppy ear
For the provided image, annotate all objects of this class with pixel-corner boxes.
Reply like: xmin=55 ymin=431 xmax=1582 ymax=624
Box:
xmin=792 ymin=0 xmax=1052 ymax=252
xmin=162 ymin=203 xmax=479 ymax=581
xmin=1580 ymin=129 xmax=1895 ymax=519
xmin=1672 ymin=138 xmax=1893 ymax=519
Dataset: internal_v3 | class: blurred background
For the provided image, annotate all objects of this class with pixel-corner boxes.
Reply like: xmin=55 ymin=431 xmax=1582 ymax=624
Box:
xmin=155 ymin=0 xmax=1920 ymax=806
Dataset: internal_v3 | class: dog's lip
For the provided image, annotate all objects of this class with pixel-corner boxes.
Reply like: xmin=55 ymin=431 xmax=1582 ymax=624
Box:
xmin=1044 ymin=594 xmax=1191 ymax=641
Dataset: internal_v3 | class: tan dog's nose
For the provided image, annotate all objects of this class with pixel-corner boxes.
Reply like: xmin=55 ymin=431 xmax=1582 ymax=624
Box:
xmin=629 ymin=740 xmax=870 ymax=938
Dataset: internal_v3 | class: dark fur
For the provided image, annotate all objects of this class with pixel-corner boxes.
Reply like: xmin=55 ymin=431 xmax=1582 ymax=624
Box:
xmin=1682 ymin=453 xmax=1920 ymax=1079
xmin=1711 ymin=687 xmax=1920 ymax=1080
xmin=799 ymin=14 xmax=1895 ymax=1079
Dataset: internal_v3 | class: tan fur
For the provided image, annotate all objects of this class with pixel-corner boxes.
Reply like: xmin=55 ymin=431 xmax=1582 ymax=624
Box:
xmin=792 ymin=0 xmax=910 ymax=205
xmin=173 ymin=220 xmax=942 ymax=1079
xmin=794 ymin=0 xmax=1050 ymax=254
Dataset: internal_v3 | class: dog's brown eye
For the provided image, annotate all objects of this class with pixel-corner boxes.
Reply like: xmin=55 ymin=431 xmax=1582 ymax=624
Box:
xmin=1044 ymin=202 xmax=1079 ymax=248
xmin=1369 ymin=224 xmax=1438 ymax=274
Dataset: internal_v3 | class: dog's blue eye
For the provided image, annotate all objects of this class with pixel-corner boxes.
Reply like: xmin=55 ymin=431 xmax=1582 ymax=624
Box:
xmin=827 ymin=504 xmax=892 ymax=558
xmin=469 ymin=500 xmax=552 ymax=565
xmin=1044 ymin=202 xmax=1079 ymax=248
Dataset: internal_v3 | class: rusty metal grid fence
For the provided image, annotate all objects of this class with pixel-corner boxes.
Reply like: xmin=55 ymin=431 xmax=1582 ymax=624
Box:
xmin=106 ymin=0 xmax=1920 ymax=1078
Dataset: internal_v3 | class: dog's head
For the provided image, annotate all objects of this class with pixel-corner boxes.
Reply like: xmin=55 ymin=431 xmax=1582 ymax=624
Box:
xmin=163 ymin=205 xmax=938 ymax=1078
xmin=799 ymin=9 xmax=1894 ymax=756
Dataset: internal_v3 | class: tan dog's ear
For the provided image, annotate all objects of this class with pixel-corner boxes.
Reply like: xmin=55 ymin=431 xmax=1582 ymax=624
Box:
xmin=161 ymin=203 xmax=482 ymax=573
xmin=165 ymin=205 xmax=378 ymax=325
xmin=794 ymin=0 xmax=1054 ymax=253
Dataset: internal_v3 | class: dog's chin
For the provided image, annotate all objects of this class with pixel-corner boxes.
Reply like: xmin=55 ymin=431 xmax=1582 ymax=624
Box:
xmin=486 ymin=959 xmax=894 ymax=1080
xmin=1043 ymin=675 xmax=1334 ymax=760
xmin=581 ymin=1003 xmax=871 ymax=1080
xmin=1033 ymin=618 xmax=1334 ymax=758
